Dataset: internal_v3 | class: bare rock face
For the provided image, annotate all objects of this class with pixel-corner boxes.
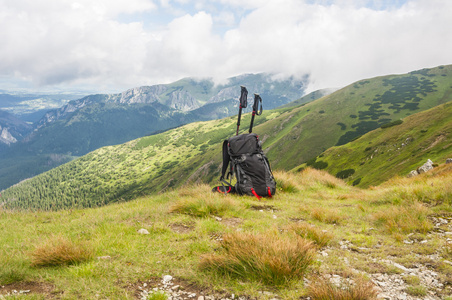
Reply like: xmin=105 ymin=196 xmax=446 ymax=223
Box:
xmin=408 ymin=159 xmax=435 ymax=177
xmin=417 ymin=159 xmax=434 ymax=174
xmin=167 ymin=91 xmax=200 ymax=111
xmin=0 ymin=126 xmax=17 ymax=145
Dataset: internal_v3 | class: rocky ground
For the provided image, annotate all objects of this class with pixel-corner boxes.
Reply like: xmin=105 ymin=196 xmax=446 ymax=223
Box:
xmin=134 ymin=215 xmax=451 ymax=300
xmin=1 ymin=217 xmax=450 ymax=300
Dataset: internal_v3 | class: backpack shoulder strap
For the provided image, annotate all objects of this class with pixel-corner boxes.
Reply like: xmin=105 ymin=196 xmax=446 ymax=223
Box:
xmin=220 ymin=140 xmax=231 ymax=180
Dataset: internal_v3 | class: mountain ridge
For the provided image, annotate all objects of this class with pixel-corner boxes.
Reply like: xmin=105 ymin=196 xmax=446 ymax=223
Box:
xmin=303 ymin=100 xmax=452 ymax=187
xmin=0 ymin=73 xmax=308 ymax=191
xmin=1 ymin=65 xmax=451 ymax=210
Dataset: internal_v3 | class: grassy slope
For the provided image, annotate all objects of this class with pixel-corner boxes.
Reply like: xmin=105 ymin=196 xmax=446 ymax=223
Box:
xmin=1 ymin=65 xmax=451 ymax=210
xmin=1 ymin=167 xmax=451 ymax=299
xmin=263 ymin=65 xmax=452 ymax=170
xmin=0 ymin=112 xmax=280 ymax=210
xmin=304 ymin=100 xmax=452 ymax=187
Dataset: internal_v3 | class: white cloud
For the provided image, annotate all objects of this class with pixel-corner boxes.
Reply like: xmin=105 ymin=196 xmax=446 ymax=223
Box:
xmin=0 ymin=0 xmax=451 ymax=93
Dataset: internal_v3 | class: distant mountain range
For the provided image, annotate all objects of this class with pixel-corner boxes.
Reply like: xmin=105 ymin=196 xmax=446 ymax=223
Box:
xmin=1 ymin=65 xmax=450 ymax=210
xmin=0 ymin=92 xmax=84 ymax=123
xmin=0 ymin=73 xmax=309 ymax=190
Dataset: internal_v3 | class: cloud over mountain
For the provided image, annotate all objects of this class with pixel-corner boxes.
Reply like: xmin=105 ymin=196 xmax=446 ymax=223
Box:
xmin=0 ymin=0 xmax=451 ymax=92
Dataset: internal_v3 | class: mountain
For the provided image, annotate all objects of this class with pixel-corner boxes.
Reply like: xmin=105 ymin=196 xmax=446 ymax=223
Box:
xmin=0 ymin=73 xmax=308 ymax=191
xmin=0 ymin=92 xmax=84 ymax=123
xmin=280 ymin=87 xmax=338 ymax=108
xmin=299 ymin=100 xmax=452 ymax=187
xmin=35 ymin=74 xmax=308 ymax=131
xmin=255 ymin=65 xmax=452 ymax=172
xmin=1 ymin=65 xmax=451 ymax=210
xmin=0 ymin=110 xmax=32 ymax=147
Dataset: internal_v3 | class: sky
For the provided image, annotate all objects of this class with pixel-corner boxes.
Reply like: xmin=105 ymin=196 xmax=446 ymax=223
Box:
xmin=0 ymin=0 xmax=451 ymax=94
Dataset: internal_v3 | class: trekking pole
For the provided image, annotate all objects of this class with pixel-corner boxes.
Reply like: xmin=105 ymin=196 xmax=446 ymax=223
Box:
xmin=236 ymin=86 xmax=248 ymax=135
xmin=249 ymin=93 xmax=263 ymax=133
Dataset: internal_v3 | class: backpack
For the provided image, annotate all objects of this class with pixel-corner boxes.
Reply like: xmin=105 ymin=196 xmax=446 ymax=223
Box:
xmin=219 ymin=133 xmax=276 ymax=199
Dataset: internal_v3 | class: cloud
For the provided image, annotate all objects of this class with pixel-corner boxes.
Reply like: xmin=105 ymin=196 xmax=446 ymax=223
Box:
xmin=0 ymin=0 xmax=451 ymax=93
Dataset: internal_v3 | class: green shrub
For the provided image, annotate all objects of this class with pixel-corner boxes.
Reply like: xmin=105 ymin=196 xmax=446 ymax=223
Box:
xmin=381 ymin=119 xmax=403 ymax=129
xmin=336 ymin=169 xmax=355 ymax=179
xmin=312 ymin=161 xmax=328 ymax=170
xmin=352 ymin=178 xmax=362 ymax=186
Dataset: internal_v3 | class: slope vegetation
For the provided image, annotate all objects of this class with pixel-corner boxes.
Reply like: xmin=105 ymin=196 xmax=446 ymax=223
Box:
xmin=262 ymin=65 xmax=452 ymax=170
xmin=302 ymin=100 xmax=452 ymax=187
xmin=1 ymin=65 xmax=451 ymax=210
xmin=1 ymin=167 xmax=451 ymax=299
xmin=0 ymin=74 xmax=307 ymax=191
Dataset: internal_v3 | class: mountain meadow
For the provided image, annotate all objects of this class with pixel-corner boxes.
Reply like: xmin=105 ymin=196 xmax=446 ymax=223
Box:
xmin=1 ymin=65 xmax=452 ymax=299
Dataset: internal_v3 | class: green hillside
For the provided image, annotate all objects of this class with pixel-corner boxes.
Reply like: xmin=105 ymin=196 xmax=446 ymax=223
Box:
xmin=300 ymin=100 xmax=452 ymax=187
xmin=1 ymin=65 xmax=451 ymax=211
xmin=0 ymin=74 xmax=307 ymax=191
xmin=0 ymin=113 xmax=275 ymax=210
xmin=262 ymin=65 xmax=452 ymax=170
xmin=1 ymin=168 xmax=451 ymax=299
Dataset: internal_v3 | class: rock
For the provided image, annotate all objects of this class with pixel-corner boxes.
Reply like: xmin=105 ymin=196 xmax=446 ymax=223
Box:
xmin=397 ymin=293 xmax=407 ymax=300
xmin=162 ymin=275 xmax=173 ymax=283
xmin=417 ymin=159 xmax=434 ymax=174
xmin=446 ymin=158 xmax=452 ymax=164
xmin=97 ymin=255 xmax=111 ymax=260
xmin=407 ymin=170 xmax=419 ymax=178
xmin=138 ymin=228 xmax=150 ymax=235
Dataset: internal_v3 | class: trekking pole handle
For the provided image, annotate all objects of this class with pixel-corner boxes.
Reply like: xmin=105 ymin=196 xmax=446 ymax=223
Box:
xmin=249 ymin=93 xmax=262 ymax=133
xmin=236 ymin=86 xmax=248 ymax=135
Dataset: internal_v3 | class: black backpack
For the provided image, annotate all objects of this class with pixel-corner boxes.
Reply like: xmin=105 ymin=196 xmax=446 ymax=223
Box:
xmin=219 ymin=133 xmax=276 ymax=199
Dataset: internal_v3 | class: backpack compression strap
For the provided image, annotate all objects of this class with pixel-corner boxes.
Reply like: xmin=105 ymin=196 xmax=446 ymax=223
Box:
xmin=250 ymin=188 xmax=262 ymax=201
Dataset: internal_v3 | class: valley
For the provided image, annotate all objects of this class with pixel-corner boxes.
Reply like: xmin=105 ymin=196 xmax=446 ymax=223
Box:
xmin=0 ymin=65 xmax=451 ymax=300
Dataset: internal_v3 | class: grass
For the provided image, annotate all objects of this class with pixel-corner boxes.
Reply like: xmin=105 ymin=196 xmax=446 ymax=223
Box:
xmin=371 ymin=202 xmax=432 ymax=235
xmin=199 ymin=231 xmax=317 ymax=286
xmin=406 ymin=285 xmax=428 ymax=297
xmin=1 ymin=167 xmax=452 ymax=298
xmin=287 ymin=222 xmax=333 ymax=247
xmin=147 ymin=291 xmax=168 ymax=300
xmin=169 ymin=185 xmax=237 ymax=217
xmin=307 ymin=276 xmax=377 ymax=300
xmin=30 ymin=235 xmax=95 ymax=267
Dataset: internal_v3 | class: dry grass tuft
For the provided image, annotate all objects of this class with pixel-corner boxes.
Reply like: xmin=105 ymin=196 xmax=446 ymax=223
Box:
xmin=308 ymin=276 xmax=378 ymax=300
xmin=288 ymin=222 xmax=333 ymax=247
xmin=199 ymin=231 xmax=316 ymax=285
xmin=300 ymin=168 xmax=349 ymax=189
xmin=444 ymin=241 xmax=452 ymax=260
xmin=371 ymin=202 xmax=432 ymax=234
xmin=169 ymin=192 xmax=236 ymax=217
xmin=274 ymin=171 xmax=299 ymax=193
xmin=311 ymin=207 xmax=343 ymax=225
xmin=30 ymin=236 xmax=94 ymax=267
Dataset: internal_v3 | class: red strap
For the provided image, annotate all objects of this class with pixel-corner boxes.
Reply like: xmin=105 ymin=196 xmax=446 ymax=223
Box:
xmin=251 ymin=188 xmax=261 ymax=201
xmin=217 ymin=186 xmax=232 ymax=194
xmin=267 ymin=187 xmax=272 ymax=198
